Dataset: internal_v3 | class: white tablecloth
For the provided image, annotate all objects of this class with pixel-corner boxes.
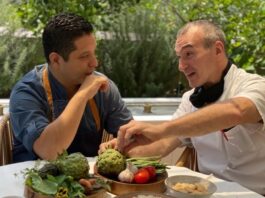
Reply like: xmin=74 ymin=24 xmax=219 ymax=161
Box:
xmin=0 ymin=157 xmax=263 ymax=198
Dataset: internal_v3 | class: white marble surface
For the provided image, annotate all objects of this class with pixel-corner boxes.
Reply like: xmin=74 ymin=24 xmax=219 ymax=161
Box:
xmin=0 ymin=157 xmax=263 ymax=198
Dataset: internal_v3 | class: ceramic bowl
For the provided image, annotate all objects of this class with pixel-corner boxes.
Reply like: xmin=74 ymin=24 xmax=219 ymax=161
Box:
xmin=114 ymin=191 xmax=173 ymax=198
xmin=165 ymin=175 xmax=217 ymax=198
xmin=94 ymin=165 xmax=168 ymax=195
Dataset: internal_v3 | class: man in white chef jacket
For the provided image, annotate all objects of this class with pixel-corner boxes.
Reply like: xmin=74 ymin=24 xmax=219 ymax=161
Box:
xmin=117 ymin=20 xmax=265 ymax=195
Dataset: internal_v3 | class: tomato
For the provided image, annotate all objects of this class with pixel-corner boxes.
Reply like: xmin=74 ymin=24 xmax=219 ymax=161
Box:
xmin=134 ymin=168 xmax=150 ymax=184
xmin=144 ymin=166 xmax=156 ymax=180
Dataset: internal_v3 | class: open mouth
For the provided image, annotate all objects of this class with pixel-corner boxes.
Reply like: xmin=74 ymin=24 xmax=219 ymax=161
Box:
xmin=186 ymin=72 xmax=196 ymax=79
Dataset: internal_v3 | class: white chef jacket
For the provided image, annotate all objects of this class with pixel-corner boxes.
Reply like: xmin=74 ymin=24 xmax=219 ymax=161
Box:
xmin=172 ymin=64 xmax=265 ymax=194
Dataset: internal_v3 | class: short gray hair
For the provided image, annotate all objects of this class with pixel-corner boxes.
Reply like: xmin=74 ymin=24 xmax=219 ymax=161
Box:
xmin=177 ymin=20 xmax=227 ymax=50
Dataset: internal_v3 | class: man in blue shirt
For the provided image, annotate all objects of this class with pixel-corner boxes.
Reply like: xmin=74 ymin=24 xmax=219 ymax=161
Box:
xmin=9 ymin=13 xmax=132 ymax=162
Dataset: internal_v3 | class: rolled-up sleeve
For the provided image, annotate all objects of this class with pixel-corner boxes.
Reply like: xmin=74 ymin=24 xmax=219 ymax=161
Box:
xmin=232 ymin=74 xmax=265 ymax=131
xmin=10 ymin=82 xmax=49 ymax=157
xmin=103 ymin=80 xmax=133 ymax=136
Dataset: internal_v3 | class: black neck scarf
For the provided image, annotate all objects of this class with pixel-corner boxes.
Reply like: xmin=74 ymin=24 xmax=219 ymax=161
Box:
xmin=189 ymin=60 xmax=232 ymax=108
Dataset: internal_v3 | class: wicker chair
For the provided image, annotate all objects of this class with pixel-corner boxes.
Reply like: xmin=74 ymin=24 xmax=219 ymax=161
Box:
xmin=101 ymin=130 xmax=113 ymax=143
xmin=0 ymin=114 xmax=13 ymax=166
xmin=175 ymin=146 xmax=198 ymax=171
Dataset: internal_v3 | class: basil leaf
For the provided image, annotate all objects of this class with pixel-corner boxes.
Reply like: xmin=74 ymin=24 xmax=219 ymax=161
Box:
xmin=31 ymin=174 xmax=58 ymax=195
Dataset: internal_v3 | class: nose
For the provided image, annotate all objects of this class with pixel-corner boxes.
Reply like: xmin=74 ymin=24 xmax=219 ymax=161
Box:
xmin=178 ymin=58 xmax=188 ymax=72
xmin=89 ymin=55 xmax=98 ymax=68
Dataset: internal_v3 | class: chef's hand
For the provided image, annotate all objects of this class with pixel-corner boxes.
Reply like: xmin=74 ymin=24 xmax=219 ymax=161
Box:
xmin=120 ymin=135 xmax=179 ymax=157
xmin=117 ymin=120 xmax=163 ymax=153
xmin=98 ymin=138 xmax=117 ymax=154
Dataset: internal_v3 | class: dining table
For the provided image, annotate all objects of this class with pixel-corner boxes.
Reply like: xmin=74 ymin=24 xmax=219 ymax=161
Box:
xmin=0 ymin=157 xmax=263 ymax=198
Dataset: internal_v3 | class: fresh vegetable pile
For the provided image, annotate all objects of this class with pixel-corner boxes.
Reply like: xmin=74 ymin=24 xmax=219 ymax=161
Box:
xmin=96 ymin=149 xmax=168 ymax=184
xmin=23 ymin=152 xmax=109 ymax=198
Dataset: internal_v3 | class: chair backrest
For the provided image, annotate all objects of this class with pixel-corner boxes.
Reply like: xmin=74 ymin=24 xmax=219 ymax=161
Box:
xmin=101 ymin=130 xmax=113 ymax=143
xmin=0 ymin=114 xmax=13 ymax=165
xmin=175 ymin=146 xmax=198 ymax=171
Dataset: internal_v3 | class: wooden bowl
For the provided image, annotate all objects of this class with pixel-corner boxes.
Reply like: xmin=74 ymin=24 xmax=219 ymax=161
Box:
xmin=24 ymin=186 xmax=108 ymax=198
xmin=94 ymin=165 xmax=168 ymax=195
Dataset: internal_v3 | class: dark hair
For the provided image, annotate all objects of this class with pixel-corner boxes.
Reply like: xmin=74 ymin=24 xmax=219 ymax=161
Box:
xmin=177 ymin=20 xmax=227 ymax=52
xmin=42 ymin=13 xmax=93 ymax=63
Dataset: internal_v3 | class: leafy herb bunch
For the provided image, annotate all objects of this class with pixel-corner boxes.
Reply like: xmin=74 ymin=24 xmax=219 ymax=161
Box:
xmin=22 ymin=152 xmax=109 ymax=198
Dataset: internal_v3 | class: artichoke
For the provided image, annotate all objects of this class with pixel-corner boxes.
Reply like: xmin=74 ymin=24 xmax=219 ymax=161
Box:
xmin=97 ymin=149 xmax=126 ymax=176
xmin=38 ymin=163 xmax=59 ymax=178
xmin=55 ymin=152 xmax=89 ymax=180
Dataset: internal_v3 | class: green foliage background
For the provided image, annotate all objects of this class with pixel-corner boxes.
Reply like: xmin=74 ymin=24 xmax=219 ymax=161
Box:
xmin=0 ymin=0 xmax=264 ymax=98
xmin=170 ymin=0 xmax=265 ymax=74
xmin=96 ymin=8 xmax=179 ymax=97
xmin=0 ymin=0 xmax=43 ymax=97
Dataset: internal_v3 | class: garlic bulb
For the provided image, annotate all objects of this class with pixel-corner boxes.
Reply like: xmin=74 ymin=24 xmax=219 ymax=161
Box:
xmin=118 ymin=168 xmax=134 ymax=183
xmin=127 ymin=162 xmax=138 ymax=174
xmin=118 ymin=162 xmax=137 ymax=183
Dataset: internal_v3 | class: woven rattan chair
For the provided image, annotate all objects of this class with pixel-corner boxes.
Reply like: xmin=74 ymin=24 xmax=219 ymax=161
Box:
xmin=101 ymin=130 xmax=113 ymax=143
xmin=0 ymin=114 xmax=13 ymax=165
xmin=176 ymin=146 xmax=198 ymax=171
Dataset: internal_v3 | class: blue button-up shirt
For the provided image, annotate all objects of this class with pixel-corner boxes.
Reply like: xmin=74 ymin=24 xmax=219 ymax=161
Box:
xmin=9 ymin=64 xmax=132 ymax=162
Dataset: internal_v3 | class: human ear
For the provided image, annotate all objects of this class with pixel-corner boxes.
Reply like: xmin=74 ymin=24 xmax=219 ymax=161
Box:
xmin=49 ymin=52 xmax=61 ymax=66
xmin=215 ymin=40 xmax=225 ymax=55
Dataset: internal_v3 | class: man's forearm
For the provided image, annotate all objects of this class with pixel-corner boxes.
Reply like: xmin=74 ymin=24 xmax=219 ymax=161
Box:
xmin=33 ymin=91 xmax=89 ymax=160
xmin=164 ymin=97 xmax=261 ymax=138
